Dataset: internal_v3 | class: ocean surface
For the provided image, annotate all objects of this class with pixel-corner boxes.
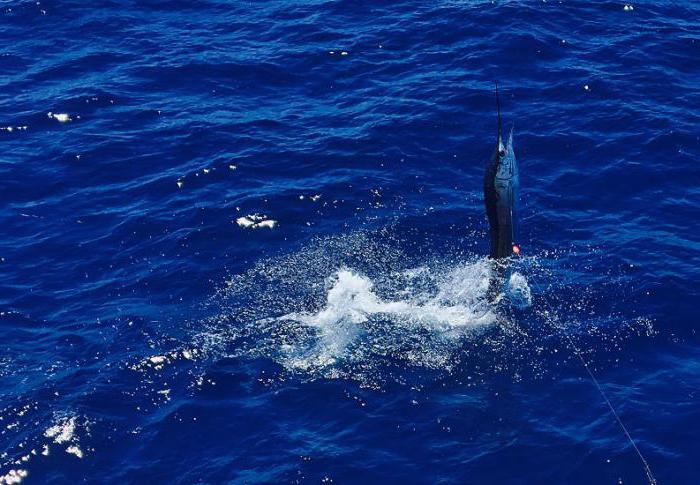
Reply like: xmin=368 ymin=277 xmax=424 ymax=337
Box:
xmin=1 ymin=1 xmax=699 ymax=483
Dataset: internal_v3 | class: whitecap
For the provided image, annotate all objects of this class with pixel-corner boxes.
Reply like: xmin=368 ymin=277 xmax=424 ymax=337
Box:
xmin=236 ymin=214 xmax=277 ymax=229
xmin=47 ymin=112 xmax=71 ymax=123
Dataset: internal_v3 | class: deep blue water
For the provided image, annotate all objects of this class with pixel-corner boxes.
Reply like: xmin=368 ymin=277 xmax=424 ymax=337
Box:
xmin=1 ymin=0 xmax=699 ymax=483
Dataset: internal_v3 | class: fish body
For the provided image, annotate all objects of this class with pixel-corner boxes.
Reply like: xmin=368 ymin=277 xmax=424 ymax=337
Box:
xmin=484 ymin=86 xmax=519 ymax=259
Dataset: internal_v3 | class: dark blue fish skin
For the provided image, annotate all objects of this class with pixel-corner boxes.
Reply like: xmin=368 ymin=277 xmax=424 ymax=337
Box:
xmin=484 ymin=127 xmax=519 ymax=259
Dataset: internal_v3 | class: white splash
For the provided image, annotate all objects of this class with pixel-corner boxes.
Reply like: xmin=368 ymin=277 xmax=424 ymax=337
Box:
xmin=507 ymin=271 xmax=532 ymax=308
xmin=202 ymin=232 xmax=545 ymax=384
xmin=279 ymin=262 xmax=498 ymax=369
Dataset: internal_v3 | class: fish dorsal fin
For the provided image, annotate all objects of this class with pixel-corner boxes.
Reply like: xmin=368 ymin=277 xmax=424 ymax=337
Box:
xmin=507 ymin=124 xmax=514 ymax=152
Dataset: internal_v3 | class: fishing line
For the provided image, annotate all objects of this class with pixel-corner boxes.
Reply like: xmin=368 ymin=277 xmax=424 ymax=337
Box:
xmin=528 ymin=269 xmax=657 ymax=485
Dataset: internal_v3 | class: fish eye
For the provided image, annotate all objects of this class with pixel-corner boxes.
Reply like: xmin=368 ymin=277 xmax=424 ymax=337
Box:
xmin=498 ymin=149 xmax=506 ymax=157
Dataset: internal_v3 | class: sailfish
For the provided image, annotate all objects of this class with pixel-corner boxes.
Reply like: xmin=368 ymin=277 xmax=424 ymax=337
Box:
xmin=481 ymin=88 xmax=658 ymax=485
xmin=484 ymin=83 xmax=520 ymax=259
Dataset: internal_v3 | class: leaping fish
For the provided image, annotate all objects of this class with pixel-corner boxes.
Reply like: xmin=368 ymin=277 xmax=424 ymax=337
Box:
xmin=484 ymin=83 xmax=520 ymax=259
